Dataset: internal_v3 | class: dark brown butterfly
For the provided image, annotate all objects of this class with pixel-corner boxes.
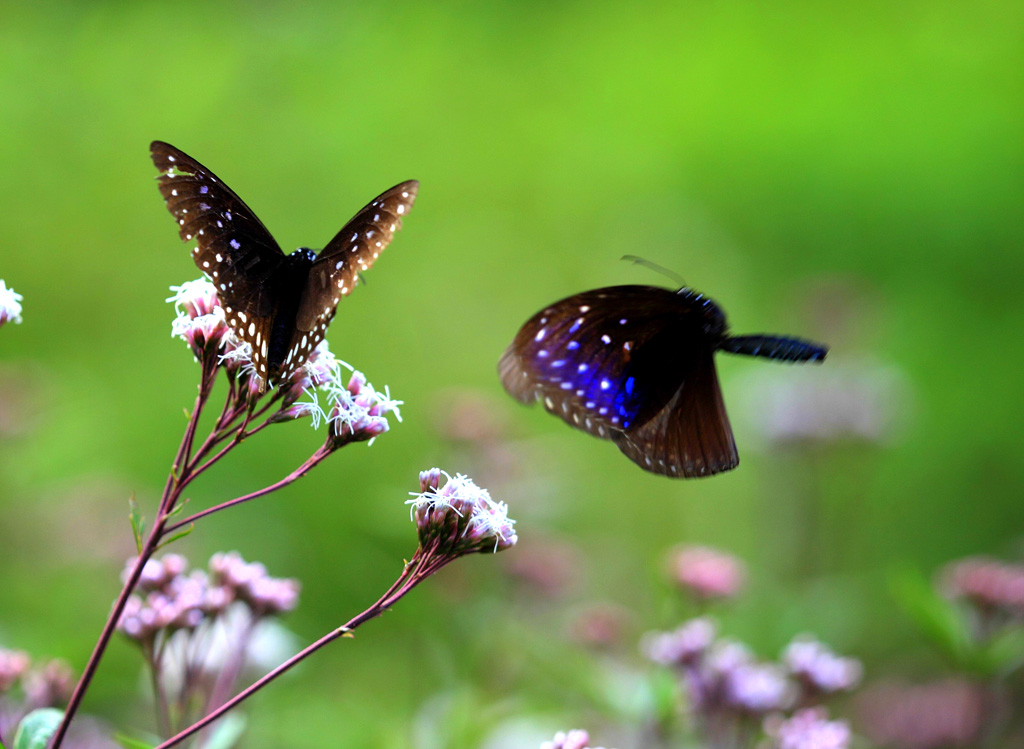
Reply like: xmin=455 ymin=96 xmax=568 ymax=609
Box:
xmin=499 ymin=285 xmax=828 ymax=477
xmin=151 ymin=141 xmax=417 ymax=390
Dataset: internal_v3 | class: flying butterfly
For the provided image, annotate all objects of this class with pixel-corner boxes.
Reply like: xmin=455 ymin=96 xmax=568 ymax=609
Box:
xmin=498 ymin=284 xmax=828 ymax=477
xmin=150 ymin=141 xmax=418 ymax=390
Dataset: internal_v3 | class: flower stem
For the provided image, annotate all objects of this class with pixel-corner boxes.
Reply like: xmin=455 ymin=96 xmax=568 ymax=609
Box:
xmin=152 ymin=551 xmax=450 ymax=749
xmin=50 ymin=373 xmax=217 ymax=748
xmin=164 ymin=445 xmax=331 ymax=534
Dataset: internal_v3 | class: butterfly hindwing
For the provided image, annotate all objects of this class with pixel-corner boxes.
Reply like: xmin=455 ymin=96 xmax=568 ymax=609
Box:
xmin=284 ymin=181 xmax=419 ymax=372
xmin=151 ymin=141 xmax=286 ymax=380
xmin=611 ymin=347 xmax=738 ymax=477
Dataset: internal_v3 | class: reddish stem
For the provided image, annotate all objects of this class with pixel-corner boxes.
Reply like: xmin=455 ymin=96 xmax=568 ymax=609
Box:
xmin=164 ymin=445 xmax=330 ymax=534
xmin=152 ymin=550 xmax=450 ymax=749
xmin=50 ymin=364 xmax=218 ymax=748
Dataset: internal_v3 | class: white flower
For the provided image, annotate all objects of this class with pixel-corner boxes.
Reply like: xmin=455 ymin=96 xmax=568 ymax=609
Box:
xmin=324 ymin=370 xmax=402 ymax=445
xmin=0 ymin=280 xmax=23 ymax=326
xmin=407 ymin=470 xmax=517 ymax=554
xmin=167 ymin=278 xmax=219 ymax=318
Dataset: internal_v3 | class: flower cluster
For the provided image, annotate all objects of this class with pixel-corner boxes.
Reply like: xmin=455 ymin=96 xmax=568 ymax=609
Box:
xmin=0 ymin=649 xmax=30 ymax=694
xmin=669 ymin=545 xmax=746 ymax=601
xmin=783 ymin=637 xmax=863 ymax=697
xmin=541 ymin=729 xmax=613 ymax=749
xmin=941 ymin=555 xmax=1024 ymax=620
xmin=408 ymin=469 xmax=517 ymax=557
xmin=644 ymin=619 xmax=861 ymax=743
xmin=168 ymin=278 xmax=230 ymax=358
xmin=0 ymin=279 xmax=23 ymax=327
xmin=854 ymin=679 xmax=985 ymax=749
xmin=0 ymin=647 xmax=77 ymax=743
xmin=118 ymin=552 xmax=299 ymax=643
xmin=765 ymin=707 xmax=852 ymax=749
xmin=209 ymin=551 xmax=300 ymax=615
xmin=116 ymin=552 xmax=300 ymax=737
xmin=168 ymin=278 xmax=402 ymax=444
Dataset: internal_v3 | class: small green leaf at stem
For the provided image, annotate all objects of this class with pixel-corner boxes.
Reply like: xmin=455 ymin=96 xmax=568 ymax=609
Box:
xmin=129 ymin=493 xmax=146 ymax=555
xmin=167 ymin=498 xmax=189 ymax=517
xmin=114 ymin=733 xmax=159 ymax=749
xmin=13 ymin=708 xmax=63 ymax=749
xmin=157 ymin=524 xmax=195 ymax=551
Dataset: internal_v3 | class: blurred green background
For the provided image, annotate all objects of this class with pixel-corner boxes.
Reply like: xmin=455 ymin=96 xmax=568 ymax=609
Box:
xmin=1 ymin=1 xmax=1022 ymax=746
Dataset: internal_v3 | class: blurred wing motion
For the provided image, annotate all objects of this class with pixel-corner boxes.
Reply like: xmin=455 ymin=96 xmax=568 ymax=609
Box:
xmin=151 ymin=140 xmax=417 ymax=385
xmin=499 ymin=283 xmax=826 ymax=478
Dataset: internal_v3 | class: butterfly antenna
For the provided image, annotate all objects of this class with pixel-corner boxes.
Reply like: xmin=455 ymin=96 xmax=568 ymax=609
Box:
xmin=621 ymin=255 xmax=686 ymax=287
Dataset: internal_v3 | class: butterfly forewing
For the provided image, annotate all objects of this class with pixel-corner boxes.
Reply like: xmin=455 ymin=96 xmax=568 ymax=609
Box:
xmin=499 ymin=286 xmax=690 ymax=437
xmin=151 ymin=141 xmax=288 ymax=381
xmin=284 ymin=181 xmax=419 ymax=372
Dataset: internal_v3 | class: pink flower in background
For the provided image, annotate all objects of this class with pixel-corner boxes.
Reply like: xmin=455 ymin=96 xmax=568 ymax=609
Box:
xmin=0 ymin=649 xmax=30 ymax=693
xmin=541 ymin=729 xmax=614 ymax=749
xmin=783 ymin=637 xmax=862 ymax=696
xmin=941 ymin=556 xmax=1024 ymax=616
xmin=854 ymin=679 xmax=986 ymax=749
xmin=766 ymin=707 xmax=852 ymax=749
xmin=669 ymin=545 xmax=746 ymax=600
xmin=642 ymin=617 xmax=717 ymax=667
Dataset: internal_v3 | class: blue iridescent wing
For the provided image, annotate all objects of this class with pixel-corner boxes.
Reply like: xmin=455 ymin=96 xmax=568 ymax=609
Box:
xmin=499 ymin=284 xmax=739 ymax=478
xmin=499 ymin=286 xmax=681 ymax=436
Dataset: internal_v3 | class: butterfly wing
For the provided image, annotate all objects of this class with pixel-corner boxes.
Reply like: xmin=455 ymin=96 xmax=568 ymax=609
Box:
xmin=611 ymin=346 xmax=738 ymax=477
xmin=280 ymin=181 xmax=419 ymax=375
xmin=500 ymin=284 xmax=739 ymax=477
xmin=151 ymin=141 xmax=285 ymax=381
xmin=499 ymin=286 xmax=688 ymax=438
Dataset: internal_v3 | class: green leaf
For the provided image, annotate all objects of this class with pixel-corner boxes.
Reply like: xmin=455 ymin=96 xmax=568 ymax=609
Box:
xmin=114 ymin=734 xmax=158 ymax=749
xmin=129 ymin=493 xmax=145 ymax=554
xmin=157 ymin=523 xmax=194 ymax=550
xmin=167 ymin=497 xmax=189 ymax=518
xmin=890 ymin=568 xmax=972 ymax=664
xmin=13 ymin=708 xmax=63 ymax=749
xmin=976 ymin=626 xmax=1024 ymax=676
xmin=202 ymin=714 xmax=247 ymax=749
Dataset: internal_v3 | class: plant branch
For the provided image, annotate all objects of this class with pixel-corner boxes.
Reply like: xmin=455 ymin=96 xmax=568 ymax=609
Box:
xmin=164 ymin=445 xmax=331 ymax=534
xmin=153 ymin=550 xmax=452 ymax=749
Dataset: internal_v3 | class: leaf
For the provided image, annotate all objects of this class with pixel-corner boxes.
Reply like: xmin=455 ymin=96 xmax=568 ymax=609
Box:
xmin=13 ymin=708 xmax=63 ymax=749
xmin=976 ymin=626 xmax=1024 ymax=676
xmin=201 ymin=714 xmax=247 ymax=749
xmin=890 ymin=568 xmax=972 ymax=664
xmin=167 ymin=497 xmax=189 ymax=518
xmin=129 ymin=493 xmax=146 ymax=554
xmin=114 ymin=734 xmax=158 ymax=749
xmin=156 ymin=523 xmax=194 ymax=551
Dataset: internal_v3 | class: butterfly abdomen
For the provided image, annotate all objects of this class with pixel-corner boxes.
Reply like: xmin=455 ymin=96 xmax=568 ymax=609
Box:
xmin=267 ymin=249 xmax=317 ymax=377
xmin=719 ymin=335 xmax=828 ymax=362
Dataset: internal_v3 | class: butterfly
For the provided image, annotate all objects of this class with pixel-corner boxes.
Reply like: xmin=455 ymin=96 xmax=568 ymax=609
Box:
xmin=151 ymin=141 xmax=418 ymax=390
xmin=498 ymin=285 xmax=828 ymax=478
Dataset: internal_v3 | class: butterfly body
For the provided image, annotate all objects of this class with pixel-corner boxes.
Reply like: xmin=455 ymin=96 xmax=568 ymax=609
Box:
xmin=151 ymin=141 xmax=417 ymax=388
xmin=499 ymin=284 xmax=827 ymax=478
